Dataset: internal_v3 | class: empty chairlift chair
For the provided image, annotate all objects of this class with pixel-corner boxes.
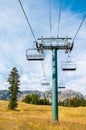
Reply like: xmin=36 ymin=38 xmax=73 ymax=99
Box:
xmin=26 ymin=48 xmax=45 ymax=61
xmin=61 ymin=55 xmax=76 ymax=71
xmin=62 ymin=61 xmax=76 ymax=71
xmin=58 ymin=81 xmax=65 ymax=89
xmin=58 ymin=81 xmax=65 ymax=93
xmin=41 ymin=77 xmax=50 ymax=86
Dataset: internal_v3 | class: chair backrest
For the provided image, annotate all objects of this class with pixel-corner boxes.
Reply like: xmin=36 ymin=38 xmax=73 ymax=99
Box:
xmin=62 ymin=61 xmax=76 ymax=71
xmin=26 ymin=48 xmax=45 ymax=61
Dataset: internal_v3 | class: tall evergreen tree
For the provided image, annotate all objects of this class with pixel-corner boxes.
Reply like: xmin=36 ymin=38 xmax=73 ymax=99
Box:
xmin=31 ymin=94 xmax=39 ymax=104
xmin=7 ymin=67 xmax=20 ymax=110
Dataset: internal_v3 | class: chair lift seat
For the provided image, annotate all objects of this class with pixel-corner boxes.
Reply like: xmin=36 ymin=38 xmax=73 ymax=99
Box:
xmin=62 ymin=61 xmax=76 ymax=71
xmin=58 ymin=81 xmax=65 ymax=89
xmin=26 ymin=48 xmax=45 ymax=61
xmin=41 ymin=78 xmax=50 ymax=86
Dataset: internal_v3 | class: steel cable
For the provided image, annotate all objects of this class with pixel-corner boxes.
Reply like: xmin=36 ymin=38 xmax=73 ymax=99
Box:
xmin=18 ymin=0 xmax=37 ymax=42
xmin=70 ymin=14 xmax=86 ymax=51
xmin=49 ymin=0 xmax=52 ymax=37
xmin=57 ymin=0 xmax=62 ymax=37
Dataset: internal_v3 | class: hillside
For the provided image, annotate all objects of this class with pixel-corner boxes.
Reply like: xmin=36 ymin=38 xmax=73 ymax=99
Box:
xmin=0 ymin=100 xmax=86 ymax=130
xmin=58 ymin=89 xmax=83 ymax=102
xmin=0 ymin=89 xmax=84 ymax=102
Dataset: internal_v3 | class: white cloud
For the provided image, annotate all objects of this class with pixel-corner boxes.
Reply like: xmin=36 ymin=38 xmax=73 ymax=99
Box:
xmin=0 ymin=75 xmax=9 ymax=90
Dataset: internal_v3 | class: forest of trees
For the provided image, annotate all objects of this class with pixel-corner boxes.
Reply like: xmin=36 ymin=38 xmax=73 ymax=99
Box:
xmin=59 ymin=97 xmax=86 ymax=107
xmin=22 ymin=94 xmax=50 ymax=105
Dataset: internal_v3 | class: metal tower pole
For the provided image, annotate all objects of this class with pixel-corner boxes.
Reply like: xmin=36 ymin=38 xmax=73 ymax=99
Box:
xmin=52 ymin=48 xmax=58 ymax=122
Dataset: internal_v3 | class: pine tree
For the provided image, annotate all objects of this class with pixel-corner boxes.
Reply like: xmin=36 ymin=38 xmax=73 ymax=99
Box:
xmin=31 ymin=94 xmax=39 ymax=104
xmin=22 ymin=95 xmax=31 ymax=103
xmin=7 ymin=67 xmax=20 ymax=110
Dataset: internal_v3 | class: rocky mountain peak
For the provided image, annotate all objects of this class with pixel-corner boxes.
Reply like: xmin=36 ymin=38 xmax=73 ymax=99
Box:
xmin=58 ymin=89 xmax=83 ymax=102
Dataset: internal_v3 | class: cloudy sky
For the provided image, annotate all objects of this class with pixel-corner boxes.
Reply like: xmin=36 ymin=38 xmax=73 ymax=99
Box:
xmin=0 ymin=0 xmax=86 ymax=94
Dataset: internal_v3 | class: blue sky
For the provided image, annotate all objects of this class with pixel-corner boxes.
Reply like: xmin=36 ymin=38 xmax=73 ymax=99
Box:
xmin=64 ymin=0 xmax=86 ymax=13
xmin=0 ymin=0 xmax=86 ymax=95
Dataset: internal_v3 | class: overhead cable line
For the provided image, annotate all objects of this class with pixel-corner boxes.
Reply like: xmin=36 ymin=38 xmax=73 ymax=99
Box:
xmin=60 ymin=48 xmax=76 ymax=86
xmin=49 ymin=0 xmax=52 ymax=37
xmin=41 ymin=61 xmax=46 ymax=77
xmin=41 ymin=0 xmax=52 ymax=83
xmin=57 ymin=0 xmax=62 ymax=37
xmin=40 ymin=0 xmax=52 ymax=79
xmin=60 ymin=50 xmax=70 ymax=85
xmin=60 ymin=14 xmax=86 ymax=90
xmin=41 ymin=0 xmax=52 ymax=80
xmin=70 ymin=14 xmax=86 ymax=51
xmin=72 ymin=14 xmax=86 ymax=42
xmin=18 ymin=0 xmax=46 ymax=78
xmin=18 ymin=0 xmax=37 ymax=42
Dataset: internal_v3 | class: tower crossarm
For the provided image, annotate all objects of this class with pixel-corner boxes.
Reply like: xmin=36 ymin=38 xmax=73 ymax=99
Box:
xmin=37 ymin=37 xmax=72 ymax=50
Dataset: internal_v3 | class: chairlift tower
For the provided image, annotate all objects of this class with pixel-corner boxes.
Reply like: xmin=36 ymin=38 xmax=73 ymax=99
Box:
xmin=37 ymin=36 xmax=72 ymax=122
xmin=26 ymin=36 xmax=73 ymax=122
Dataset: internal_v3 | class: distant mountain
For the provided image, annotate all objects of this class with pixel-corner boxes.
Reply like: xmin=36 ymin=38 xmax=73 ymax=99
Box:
xmin=0 ymin=90 xmax=10 ymax=100
xmin=58 ymin=89 xmax=83 ymax=102
xmin=0 ymin=89 xmax=85 ymax=102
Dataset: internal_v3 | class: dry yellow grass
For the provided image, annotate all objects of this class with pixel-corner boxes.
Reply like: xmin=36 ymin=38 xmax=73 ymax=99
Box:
xmin=0 ymin=100 xmax=86 ymax=130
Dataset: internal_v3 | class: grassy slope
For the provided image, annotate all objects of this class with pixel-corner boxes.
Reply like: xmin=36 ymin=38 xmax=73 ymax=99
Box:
xmin=0 ymin=100 xmax=86 ymax=130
